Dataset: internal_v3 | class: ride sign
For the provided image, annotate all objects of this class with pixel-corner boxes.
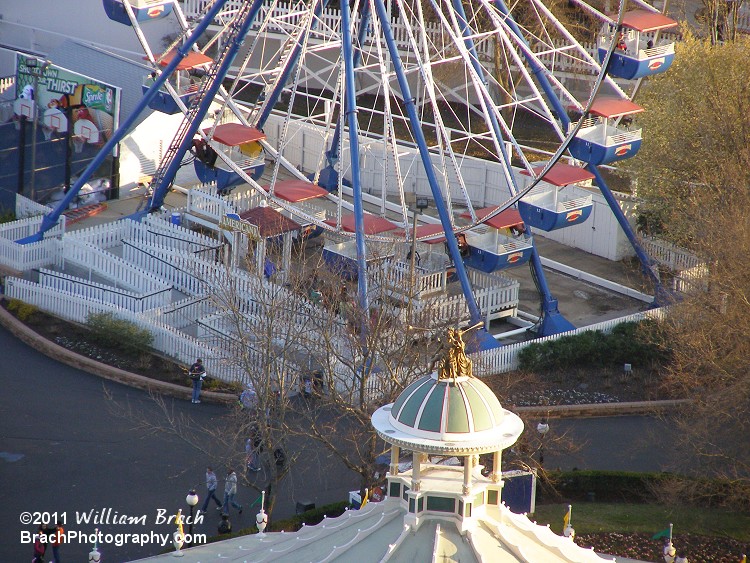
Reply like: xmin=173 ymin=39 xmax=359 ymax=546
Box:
xmin=219 ymin=214 xmax=261 ymax=240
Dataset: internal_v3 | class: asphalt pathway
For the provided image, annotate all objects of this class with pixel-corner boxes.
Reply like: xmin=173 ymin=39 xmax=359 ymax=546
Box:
xmin=0 ymin=321 xmax=677 ymax=561
xmin=0 ymin=324 xmax=359 ymax=562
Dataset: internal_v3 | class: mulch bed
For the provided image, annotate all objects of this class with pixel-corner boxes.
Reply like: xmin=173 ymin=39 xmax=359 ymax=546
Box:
xmin=578 ymin=532 xmax=748 ymax=563
xmin=7 ymin=304 xmax=237 ymax=394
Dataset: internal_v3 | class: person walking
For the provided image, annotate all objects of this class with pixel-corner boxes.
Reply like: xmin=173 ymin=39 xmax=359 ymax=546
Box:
xmin=201 ymin=467 xmax=223 ymax=513
xmin=32 ymin=525 xmax=46 ymax=563
xmin=49 ymin=520 xmax=64 ymax=563
xmin=222 ymin=468 xmax=242 ymax=515
xmin=189 ymin=358 xmax=206 ymax=404
xmin=246 ymin=437 xmax=260 ymax=472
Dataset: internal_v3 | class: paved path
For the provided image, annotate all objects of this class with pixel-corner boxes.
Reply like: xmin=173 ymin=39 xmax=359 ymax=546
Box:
xmin=0 ymin=323 xmax=359 ymax=562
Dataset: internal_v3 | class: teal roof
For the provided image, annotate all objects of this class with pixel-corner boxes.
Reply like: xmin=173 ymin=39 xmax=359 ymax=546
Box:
xmin=390 ymin=373 xmax=505 ymax=437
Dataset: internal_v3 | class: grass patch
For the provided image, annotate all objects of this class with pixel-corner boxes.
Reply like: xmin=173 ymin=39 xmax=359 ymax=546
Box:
xmin=532 ymin=503 xmax=750 ymax=541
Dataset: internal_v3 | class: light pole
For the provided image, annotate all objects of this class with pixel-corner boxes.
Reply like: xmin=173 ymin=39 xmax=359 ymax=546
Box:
xmin=407 ymin=196 xmax=429 ymax=325
xmin=185 ymin=489 xmax=199 ymax=547
xmin=536 ymin=418 xmax=550 ymax=467
xmin=24 ymin=57 xmax=51 ymax=202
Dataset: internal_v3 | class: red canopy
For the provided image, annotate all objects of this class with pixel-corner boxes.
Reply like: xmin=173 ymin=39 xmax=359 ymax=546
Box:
xmin=267 ymin=179 xmax=328 ymax=202
xmin=393 ymin=223 xmax=447 ymax=243
xmin=521 ymin=163 xmax=595 ymax=187
xmin=620 ymin=9 xmax=678 ymax=32
xmin=324 ymin=213 xmax=398 ymax=235
xmin=589 ymin=97 xmax=644 ymax=119
xmin=239 ymin=206 xmax=301 ymax=237
xmin=153 ymin=50 xmax=213 ymax=71
xmin=461 ymin=207 xmax=525 ymax=230
xmin=206 ymin=123 xmax=266 ymax=146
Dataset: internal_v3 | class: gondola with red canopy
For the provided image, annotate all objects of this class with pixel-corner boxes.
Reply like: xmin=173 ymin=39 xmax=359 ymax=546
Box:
xmin=103 ymin=0 xmax=174 ymax=26
xmin=568 ymin=97 xmax=645 ymax=165
xmin=143 ymin=50 xmax=213 ymax=115
xmin=518 ymin=163 xmax=595 ymax=231
xmin=598 ymin=10 xmax=678 ymax=80
xmin=193 ymin=123 xmax=267 ymax=194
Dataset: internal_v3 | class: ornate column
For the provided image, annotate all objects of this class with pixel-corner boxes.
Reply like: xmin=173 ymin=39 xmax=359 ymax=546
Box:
xmin=490 ymin=450 xmax=501 ymax=483
xmin=389 ymin=445 xmax=400 ymax=476
xmin=463 ymin=454 xmax=473 ymax=496
xmin=412 ymin=451 xmax=422 ymax=492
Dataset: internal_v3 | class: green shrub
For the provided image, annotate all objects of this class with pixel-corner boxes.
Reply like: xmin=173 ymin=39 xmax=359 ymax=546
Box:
xmin=539 ymin=470 xmax=745 ymax=510
xmin=6 ymin=299 xmax=39 ymax=322
xmin=0 ymin=208 xmax=16 ymax=224
xmin=85 ymin=312 xmax=154 ymax=355
xmin=518 ymin=321 xmax=671 ymax=372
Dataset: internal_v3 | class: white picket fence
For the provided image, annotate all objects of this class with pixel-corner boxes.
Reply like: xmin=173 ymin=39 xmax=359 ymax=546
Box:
xmin=470 ymin=307 xmax=667 ymax=376
xmin=15 ymin=195 xmax=54 ymax=220
xmin=142 ymin=295 xmax=216 ymax=330
xmin=3 ymin=277 xmax=246 ymax=382
xmin=37 ymin=268 xmax=172 ymax=313
xmin=60 ymin=238 xmax=169 ymax=294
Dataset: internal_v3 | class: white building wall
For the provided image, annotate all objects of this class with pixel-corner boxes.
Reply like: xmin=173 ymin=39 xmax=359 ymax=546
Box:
xmin=0 ymin=0 xmax=180 ymax=66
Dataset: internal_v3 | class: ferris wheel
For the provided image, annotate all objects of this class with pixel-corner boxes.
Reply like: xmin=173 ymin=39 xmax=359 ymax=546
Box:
xmin=81 ymin=0 xmax=678 ymax=343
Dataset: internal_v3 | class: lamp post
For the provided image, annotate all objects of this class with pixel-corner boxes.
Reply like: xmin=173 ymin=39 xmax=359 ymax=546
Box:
xmin=536 ymin=418 xmax=550 ymax=467
xmin=407 ymin=196 xmax=429 ymax=325
xmin=24 ymin=57 xmax=51 ymax=202
xmin=185 ymin=489 xmax=199 ymax=547
xmin=256 ymin=490 xmax=268 ymax=538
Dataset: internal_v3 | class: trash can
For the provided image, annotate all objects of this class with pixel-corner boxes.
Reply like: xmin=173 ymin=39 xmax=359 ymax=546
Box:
xmin=170 ymin=212 xmax=181 ymax=226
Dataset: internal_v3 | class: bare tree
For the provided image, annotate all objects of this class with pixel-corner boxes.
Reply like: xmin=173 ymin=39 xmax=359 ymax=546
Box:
xmin=622 ymin=33 xmax=750 ymax=505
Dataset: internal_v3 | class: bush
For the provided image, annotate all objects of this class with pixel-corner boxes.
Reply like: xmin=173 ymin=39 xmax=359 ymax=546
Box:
xmin=85 ymin=312 xmax=154 ymax=356
xmin=539 ymin=470 xmax=745 ymax=510
xmin=518 ymin=321 xmax=671 ymax=372
xmin=6 ymin=299 xmax=39 ymax=322
xmin=0 ymin=208 xmax=16 ymax=224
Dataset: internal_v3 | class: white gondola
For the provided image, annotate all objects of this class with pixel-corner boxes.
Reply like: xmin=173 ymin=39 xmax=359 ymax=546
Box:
xmin=518 ymin=164 xmax=595 ymax=232
xmin=103 ymin=0 xmax=174 ymax=26
xmin=568 ymin=97 xmax=645 ymax=165
xmin=598 ymin=10 xmax=678 ymax=80
xmin=143 ymin=50 xmax=212 ymax=115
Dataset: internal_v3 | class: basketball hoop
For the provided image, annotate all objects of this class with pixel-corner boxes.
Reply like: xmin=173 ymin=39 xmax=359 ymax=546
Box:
xmin=42 ymin=125 xmax=54 ymax=141
xmin=72 ymin=135 xmax=86 ymax=154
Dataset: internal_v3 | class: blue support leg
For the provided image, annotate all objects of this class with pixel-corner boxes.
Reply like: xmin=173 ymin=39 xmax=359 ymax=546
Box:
xmin=318 ymin=2 xmax=372 ymax=192
xmin=372 ymin=0 xmax=498 ymax=351
xmin=586 ymin=164 xmax=670 ymax=306
xmin=529 ymin=242 xmax=576 ymax=336
xmin=340 ymin=0 xmax=370 ymax=335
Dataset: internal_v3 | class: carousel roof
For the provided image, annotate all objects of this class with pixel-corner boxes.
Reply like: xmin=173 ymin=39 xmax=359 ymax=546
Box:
xmin=372 ymin=372 xmax=523 ymax=455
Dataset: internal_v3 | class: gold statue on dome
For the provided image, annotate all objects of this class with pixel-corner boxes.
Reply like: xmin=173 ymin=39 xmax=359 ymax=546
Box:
xmin=436 ymin=323 xmax=481 ymax=379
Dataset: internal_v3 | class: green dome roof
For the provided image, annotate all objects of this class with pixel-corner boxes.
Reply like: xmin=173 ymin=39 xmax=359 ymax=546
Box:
xmin=389 ymin=373 xmax=505 ymax=439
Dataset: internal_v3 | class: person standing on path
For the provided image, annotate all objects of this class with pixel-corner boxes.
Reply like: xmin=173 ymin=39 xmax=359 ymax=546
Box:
xmin=49 ymin=520 xmax=64 ymax=563
xmin=189 ymin=358 xmax=206 ymax=404
xmin=222 ymin=468 xmax=242 ymax=515
xmin=201 ymin=467 xmax=223 ymax=512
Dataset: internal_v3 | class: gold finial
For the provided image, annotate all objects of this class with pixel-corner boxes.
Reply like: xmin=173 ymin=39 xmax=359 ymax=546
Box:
xmin=437 ymin=323 xmax=481 ymax=379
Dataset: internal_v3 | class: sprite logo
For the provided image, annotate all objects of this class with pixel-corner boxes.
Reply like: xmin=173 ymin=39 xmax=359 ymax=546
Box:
xmin=82 ymin=85 xmax=114 ymax=112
